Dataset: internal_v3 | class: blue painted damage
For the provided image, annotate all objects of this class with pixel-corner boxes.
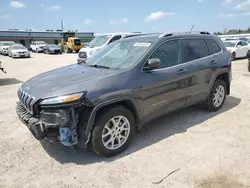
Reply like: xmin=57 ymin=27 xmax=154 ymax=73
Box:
xmin=59 ymin=127 xmax=78 ymax=146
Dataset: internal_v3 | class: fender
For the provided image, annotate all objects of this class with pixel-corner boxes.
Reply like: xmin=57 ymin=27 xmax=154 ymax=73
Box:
xmin=84 ymin=96 xmax=142 ymax=139
xmin=208 ymin=67 xmax=231 ymax=96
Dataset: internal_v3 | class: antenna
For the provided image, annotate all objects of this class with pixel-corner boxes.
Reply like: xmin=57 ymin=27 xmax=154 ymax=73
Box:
xmin=190 ymin=24 xmax=194 ymax=32
xmin=61 ymin=19 xmax=64 ymax=32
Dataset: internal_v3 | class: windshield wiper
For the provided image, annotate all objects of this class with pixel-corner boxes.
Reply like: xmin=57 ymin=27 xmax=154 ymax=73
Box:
xmin=89 ymin=64 xmax=110 ymax=69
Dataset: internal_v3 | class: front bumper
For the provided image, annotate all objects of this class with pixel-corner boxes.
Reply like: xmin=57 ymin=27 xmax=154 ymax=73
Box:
xmin=36 ymin=49 xmax=44 ymax=52
xmin=12 ymin=53 xmax=30 ymax=58
xmin=2 ymin=50 xmax=8 ymax=55
xmin=16 ymin=102 xmax=78 ymax=146
xmin=16 ymin=102 xmax=45 ymax=140
xmin=49 ymin=50 xmax=61 ymax=54
xmin=77 ymin=58 xmax=87 ymax=64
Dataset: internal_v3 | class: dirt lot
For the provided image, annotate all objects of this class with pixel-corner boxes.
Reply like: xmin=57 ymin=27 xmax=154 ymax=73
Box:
xmin=1 ymin=53 xmax=250 ymax=188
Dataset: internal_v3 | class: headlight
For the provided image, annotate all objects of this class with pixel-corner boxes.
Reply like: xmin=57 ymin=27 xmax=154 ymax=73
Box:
xmin=40 ymin=92 xmax=84 ymax=105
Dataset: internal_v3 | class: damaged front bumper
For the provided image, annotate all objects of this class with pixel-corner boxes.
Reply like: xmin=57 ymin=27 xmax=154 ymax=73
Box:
xmin=16 ymin=102 xmax=80 ymax=146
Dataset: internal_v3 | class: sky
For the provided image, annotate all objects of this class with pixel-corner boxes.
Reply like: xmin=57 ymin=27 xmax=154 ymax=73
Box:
xmin=0 ymin=0 xmax=250 ymax=34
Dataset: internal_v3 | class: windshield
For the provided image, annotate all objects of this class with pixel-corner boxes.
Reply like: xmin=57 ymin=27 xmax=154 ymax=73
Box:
xmin=47 ymin=44 xmax=58 ymax=48
xmin=35 ymin=42 xmax=45 ymax=45
xmin=11 ymin=45 xmax=26 ymax=50
xmin=74 ymin=39 xmax=81 ymax=46
xmin=223 ymin=42 xmax=237 ymax=47
xmin=88 ymin=35 xmax=111 ymax=48
xmin=86 ymin=40 xmax=152 ymax=69
xmin=3 ymin=42 xmax=15 ymax=46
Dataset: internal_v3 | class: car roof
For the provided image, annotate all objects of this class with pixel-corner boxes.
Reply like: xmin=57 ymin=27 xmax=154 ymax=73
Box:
xmin=11 ymin=44 xmax=24 ymax=47
xmin=121 ymin=32 xmax=218 ymax=43
xmin=223 ymin=40 xmax=240 ymax=43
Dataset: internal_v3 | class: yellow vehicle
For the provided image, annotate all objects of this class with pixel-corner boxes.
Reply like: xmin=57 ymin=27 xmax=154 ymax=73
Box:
xmin=60 ymin=31 xmax=83 ymax=53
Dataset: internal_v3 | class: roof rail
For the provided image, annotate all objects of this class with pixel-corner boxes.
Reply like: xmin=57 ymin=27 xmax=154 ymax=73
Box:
xmin=159 ymin=31 xmax=210 ymax=38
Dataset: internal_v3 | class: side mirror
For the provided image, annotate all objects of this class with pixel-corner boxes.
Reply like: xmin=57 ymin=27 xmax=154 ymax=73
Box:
xmin=237 ymin=45 xmax=241 ymax=48
xmin=144 ymin=58 xmax=161 ymax=71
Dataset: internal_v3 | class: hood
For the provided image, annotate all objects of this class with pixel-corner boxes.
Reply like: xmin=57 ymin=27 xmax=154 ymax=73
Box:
xmin=80 ymin=46 xmax=102 ymax=53
xmin=226 ymin=47 xmax=234 ymax=51
xmin=12 ymin=49 xmax=28 ymax=53
xmin=21 ymin=64 xmax=117 ymax=101
xmin=48 ymin=47 xmax=60 ymax=50
xmin=37 ymin=44 xmax=46 ymax=48
xmin=2 ymin=46 xmax=10 ymax=49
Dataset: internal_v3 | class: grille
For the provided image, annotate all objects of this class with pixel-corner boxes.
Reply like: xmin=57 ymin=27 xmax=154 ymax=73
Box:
xmin=79 ymin=51 xmax=87 ymax=59
xmin=17 ymin=88 xmax=35 ymax=114
xmin=18 ymin=52 xmax=25 ymax=54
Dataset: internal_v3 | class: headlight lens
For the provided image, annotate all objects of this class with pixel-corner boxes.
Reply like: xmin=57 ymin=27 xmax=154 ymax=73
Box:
xmin=40 ymin=92 xmax=84 ymax=105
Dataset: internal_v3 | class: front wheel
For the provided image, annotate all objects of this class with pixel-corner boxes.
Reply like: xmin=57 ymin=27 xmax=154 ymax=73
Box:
xmin=231 ymin=52 xmax=236 ymax=61
xmin=203 ymin=80 xmax=227 ymax=112
xmin=91 ymin=106 xmax=136 ymax=157
xmin=248 ymin=59 xmax=250 ymax=72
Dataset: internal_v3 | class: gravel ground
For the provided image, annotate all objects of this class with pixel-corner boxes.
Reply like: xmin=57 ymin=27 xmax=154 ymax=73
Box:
xmin=1 ymin=53 xmax=250 ymax=188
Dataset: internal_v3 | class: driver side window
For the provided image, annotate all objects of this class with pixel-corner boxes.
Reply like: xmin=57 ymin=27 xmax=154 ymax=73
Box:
xmin=149 ymin=40 xmax=180 ymax=69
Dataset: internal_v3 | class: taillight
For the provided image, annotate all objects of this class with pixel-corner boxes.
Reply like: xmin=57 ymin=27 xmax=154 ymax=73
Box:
xmin=229 ymin=50 xmax=232 ymax=56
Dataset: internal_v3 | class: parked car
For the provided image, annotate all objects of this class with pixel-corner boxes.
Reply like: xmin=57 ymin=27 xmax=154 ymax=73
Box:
xmin=0 ymin=61 xmax=6 ymax=73
xmin=223 ymin=40 xmax=249 ymax=60
xmin=0 ymin=41 xmax=15 ymax=55
xmin=16 ymin=31 xmax=231 ymax=157
xmin=30 ymin=41 xmax=47 ymax=52
xmin=8 ymin=44 xmax=30 ymax=58
xmin=77 ymin=33 xmax=143 ymax=63
xmin=43 ymin=44 xmax=62 ymax=54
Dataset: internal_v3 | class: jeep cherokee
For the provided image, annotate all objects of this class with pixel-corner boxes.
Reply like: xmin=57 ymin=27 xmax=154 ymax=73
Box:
xmin=16 ymin=31 xmax=231 ymax=157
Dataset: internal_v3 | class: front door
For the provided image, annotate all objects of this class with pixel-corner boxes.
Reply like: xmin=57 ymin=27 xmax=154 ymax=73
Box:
xmin=140 ymin=39 xmax=189 ymax=123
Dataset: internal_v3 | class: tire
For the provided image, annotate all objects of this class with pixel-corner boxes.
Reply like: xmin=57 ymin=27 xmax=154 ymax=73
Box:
xmin=75 ymin=50 xmax=79 ymax=53
xmin=246 ymin=50 xmax=250 ymax=58
xmin=91 ymin=106 xmax=136 ymax=157
xmin=203 ymin=79 xmax=227 ymax=112
xmin=231 ymin=52 xmax=236 ymax=61
xmin=248 ymin=59 xmax=250 ymax=72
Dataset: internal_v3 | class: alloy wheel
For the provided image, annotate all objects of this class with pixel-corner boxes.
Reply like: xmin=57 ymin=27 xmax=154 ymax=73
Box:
xmin=101 ymin=116 xmax=130 ymax=150
xmin=213 ymin=85 xmax=225 ymax=107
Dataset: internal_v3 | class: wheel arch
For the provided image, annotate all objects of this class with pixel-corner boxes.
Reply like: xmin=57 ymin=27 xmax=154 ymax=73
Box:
xmin=84 ymin=97 xmax=142 ymax=143
xmin=209 ymin=69 xmax=231 ymax=95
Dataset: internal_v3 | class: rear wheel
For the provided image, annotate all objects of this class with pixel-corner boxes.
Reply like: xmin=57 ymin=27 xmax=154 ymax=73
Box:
xmin=203 ymin=79 xmax=227 ymax=112
xmin=91 ymin=106 xmax=136 ymax=157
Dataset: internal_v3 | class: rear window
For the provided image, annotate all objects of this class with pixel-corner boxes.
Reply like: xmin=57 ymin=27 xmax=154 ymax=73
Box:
xmin=181 ymin=39 xmax=209 ymax=63
xmin=74 ymin=39 xmax=81 ymax=46
xmin=206 ymin=39 xmax=221 ymax=55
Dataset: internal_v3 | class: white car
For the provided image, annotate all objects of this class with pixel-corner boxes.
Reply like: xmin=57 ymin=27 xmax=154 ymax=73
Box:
xmin=30 ymin=41 xmax=47 ymax=52
xmin=77 ymin=33 xmax=143 ymax=63
xmin=223 ymin=40 xmax=249 ymax=60
xmin=0 ymin=41 xmax=15 ymax=55
xmin=8 ymin=44 xmax=30 ymax=58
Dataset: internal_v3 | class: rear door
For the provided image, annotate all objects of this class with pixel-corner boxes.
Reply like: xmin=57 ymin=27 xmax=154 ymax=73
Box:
xmin=241 ymin=41 xmax=249 ymax=56
xmin=235 ymin=41 xmax=245 ymax=57
xmin=180 ymin=38 xmax=219 ymax=106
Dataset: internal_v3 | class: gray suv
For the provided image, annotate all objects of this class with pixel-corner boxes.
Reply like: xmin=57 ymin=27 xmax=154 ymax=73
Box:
xmin=16 ymin=32 xmax=232 ymax=157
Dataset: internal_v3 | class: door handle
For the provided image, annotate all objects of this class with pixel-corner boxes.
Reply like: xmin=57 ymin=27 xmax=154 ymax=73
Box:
xmin=177 ymin=69 xmax=187 ymax=74
xmin=210 ymin=60 xmax=217 ymax=65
